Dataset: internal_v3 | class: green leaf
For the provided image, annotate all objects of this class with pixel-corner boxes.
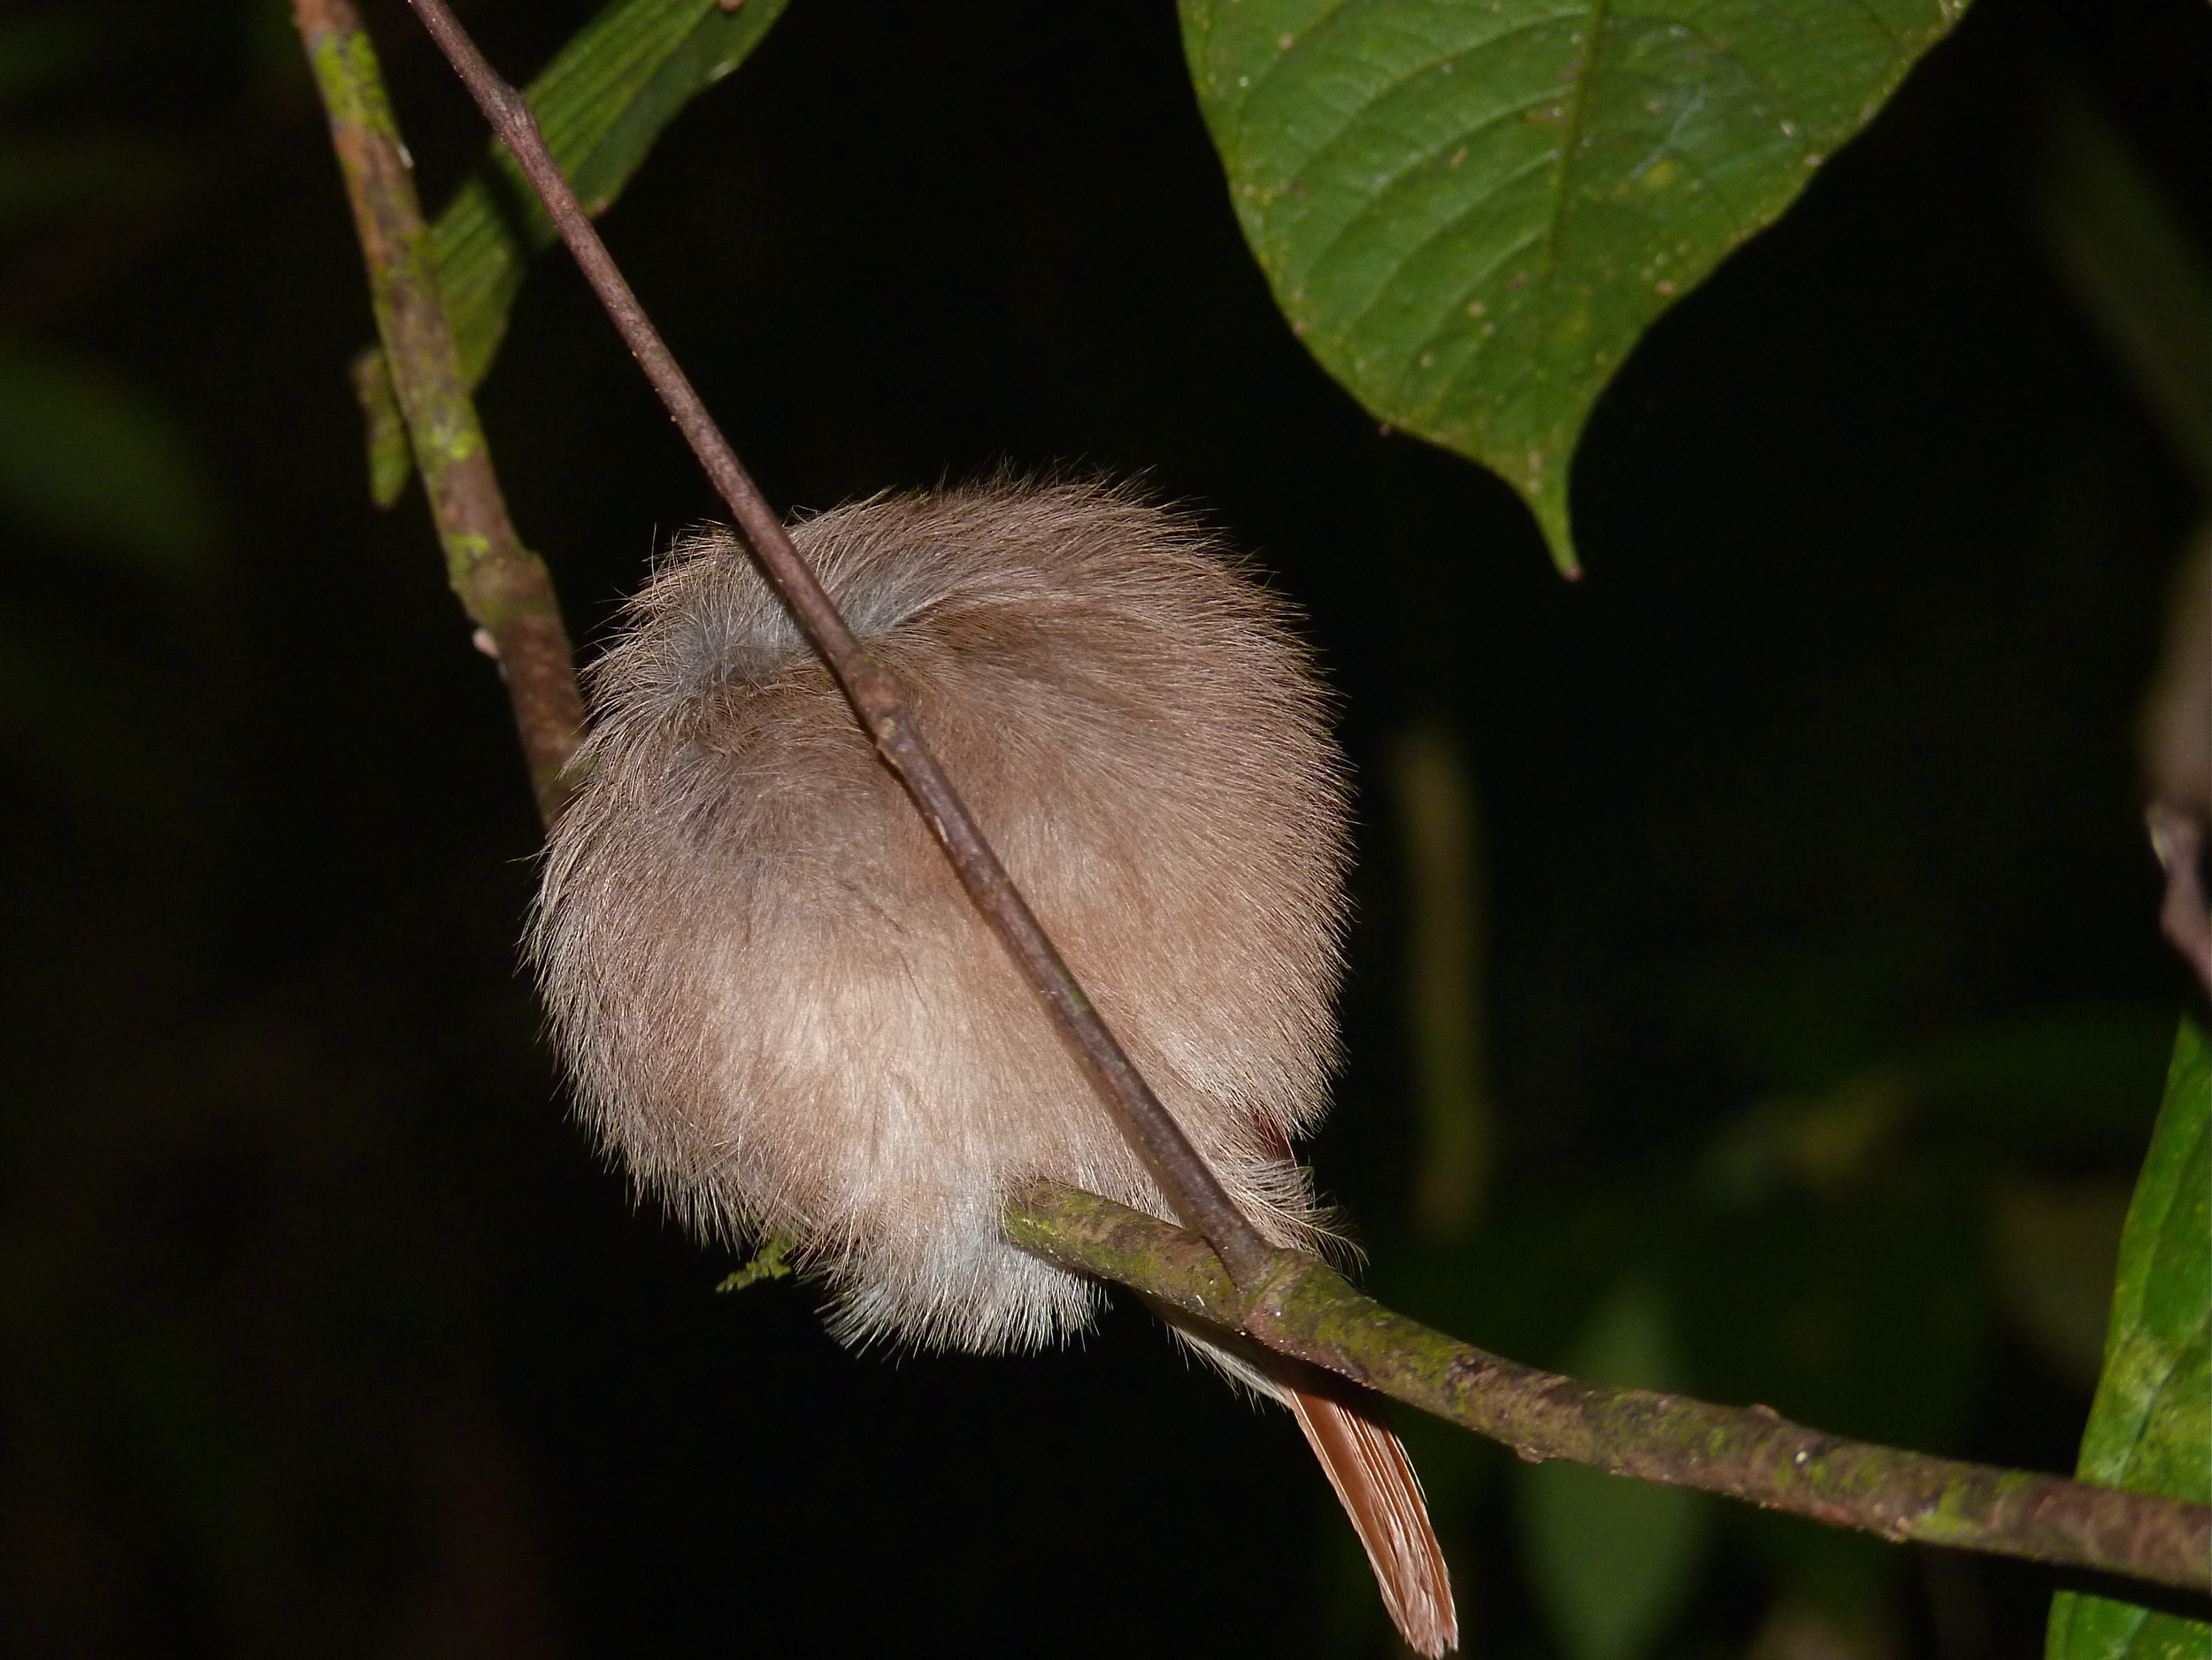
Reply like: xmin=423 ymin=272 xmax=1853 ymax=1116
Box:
xmin=2047 ymin=1018 xmax=2211 ymax=1660
xmin=1521 ymin=1280 xmax=1712 ymax=1660
xmin=0 ymin=347 xmax=220 ymax=578
xmin=713 ymin=1232 xmax=796 ymax=1294
xmin=1179 ymin=0 xmax=1970 ymax=573
xmin=433 ymin=0 xmax=789 ymax=388
xmin=358 ymin=0 xmax=789 ymax=504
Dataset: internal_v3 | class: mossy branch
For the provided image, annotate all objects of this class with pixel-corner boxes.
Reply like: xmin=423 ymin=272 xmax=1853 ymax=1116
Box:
xmin=292 ymin=0 xmax=584 ymax=822
xmin=1005 ymin=1180 xmax=2212 ymax=1597
xmin=326 ymin=0 xmax=2208 ymax=1606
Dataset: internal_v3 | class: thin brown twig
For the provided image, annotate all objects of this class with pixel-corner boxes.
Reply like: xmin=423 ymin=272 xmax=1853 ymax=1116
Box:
xmin=1006 ymin=1182 xmax=2212 ymax=1597
xmin=293 ymin=0 xmax=584 ymax=825
xmin=397 ymin=0 xmax=1274 ymax=1289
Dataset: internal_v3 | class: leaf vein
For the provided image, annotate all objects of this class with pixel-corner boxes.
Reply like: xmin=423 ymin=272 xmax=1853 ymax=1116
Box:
xmin=1240 ymin=7 xmax=1592 ymax=184
xmin=1294 ymin=88 xmax=1573 ymax=294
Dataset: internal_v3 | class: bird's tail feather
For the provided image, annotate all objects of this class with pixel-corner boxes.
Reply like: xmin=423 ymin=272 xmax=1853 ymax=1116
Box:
xmin=1273 ymin=1358 xmax=1458 ymax=1658
xmin=1144 ymin=1294 xmax=1457 ymax=1655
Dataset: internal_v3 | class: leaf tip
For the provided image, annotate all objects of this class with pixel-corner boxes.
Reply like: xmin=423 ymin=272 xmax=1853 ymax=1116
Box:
xmin=1526 ymin=480 xmax=1582 ymax=580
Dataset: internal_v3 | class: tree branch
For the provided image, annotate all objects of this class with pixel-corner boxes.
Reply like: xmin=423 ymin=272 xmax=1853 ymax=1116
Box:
xmin=398 ymin=0 xmax=1275 ymax=1289
xmin=318 ymin=0 xmax=2209 ymax=1605
xmin=293 ymin=0 xmax=584 ymax=824
xmin=1004 ymin=1181 xmax=2212 ymax=1597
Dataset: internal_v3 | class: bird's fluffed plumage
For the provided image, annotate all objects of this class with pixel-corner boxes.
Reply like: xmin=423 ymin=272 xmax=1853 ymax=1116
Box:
xmin=530 ymin=480 xmax=1347 ymax=1349
xmin=529 ymin=479 xmax=1454 ymax=1652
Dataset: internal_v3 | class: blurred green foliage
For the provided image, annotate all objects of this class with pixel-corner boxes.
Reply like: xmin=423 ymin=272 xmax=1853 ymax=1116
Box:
xmin=0 ymin=5 xmax=216 ymax=578
xmin=1373 ymin=996 xmax=2161 ymax=1659
xmin=1521 ymin=1281 xmax=1715 ymax=1660
xmin=2034 ymin=92 xmax=2212 ymax=493
xmin=1390 ymin=721 xmax=1495 ymax=1241
xmin=1354 ymin=39 xmax=2210 ymax=1657
xmin=0 ymin=0 xmax=2202 ymax=1655
xmin=0 ymin=343 xmax=219 ymax=575
xmin=0 ymin=3 xmax=557 ymax=1652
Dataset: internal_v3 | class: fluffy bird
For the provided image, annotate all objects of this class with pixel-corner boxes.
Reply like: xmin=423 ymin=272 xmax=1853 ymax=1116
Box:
xmin=529 ymin=479 xmax=1455 ymax=1655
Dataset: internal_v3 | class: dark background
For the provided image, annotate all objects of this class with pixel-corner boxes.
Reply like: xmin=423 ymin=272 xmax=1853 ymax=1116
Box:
xmin=1 ymin=0 xmax=2205 ymax=1655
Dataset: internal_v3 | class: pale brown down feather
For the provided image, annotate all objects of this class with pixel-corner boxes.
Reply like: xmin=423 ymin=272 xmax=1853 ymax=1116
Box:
xmin=531 ymin=478 xmax=1348 ymax=1350
xmin=527 ymin=479 xmax=1455 ymax=1650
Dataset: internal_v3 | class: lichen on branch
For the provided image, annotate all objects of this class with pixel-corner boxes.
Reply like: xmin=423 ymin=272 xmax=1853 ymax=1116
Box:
xmin=292 ymin=0 xmax=583 ymax=822
xmin=1004 ymin=1180 xmax=2212 ymax=1596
